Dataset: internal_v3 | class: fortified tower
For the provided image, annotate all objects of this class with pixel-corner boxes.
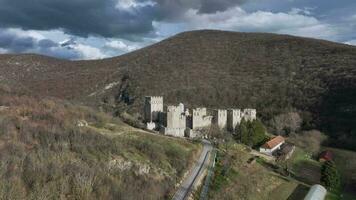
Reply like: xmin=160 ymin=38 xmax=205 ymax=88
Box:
xmin=166 ymin=105 xmax=186 ymax=129
xmin=144 ymin=96 xmax=163 ymax=122
xmin=160 ymin=104 xmax=187 ymax=137
xmin=213 ymin=109 xmax=227 ymax=129
xmin=227 ymin=109 xmax=241 ymax=132
xmin=241 ymin=109 xmax=257 ymax=121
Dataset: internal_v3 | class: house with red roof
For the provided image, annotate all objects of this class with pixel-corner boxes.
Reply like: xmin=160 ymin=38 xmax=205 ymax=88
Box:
xmin=319 ymin=150 xmax=333 ymax=162
xmin=259 ymin=136 xmax=285 ymax=156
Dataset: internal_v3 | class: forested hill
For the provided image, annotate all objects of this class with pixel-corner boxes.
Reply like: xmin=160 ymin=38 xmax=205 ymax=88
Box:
xmin=1 ymin=30 xmax=356 ymax=148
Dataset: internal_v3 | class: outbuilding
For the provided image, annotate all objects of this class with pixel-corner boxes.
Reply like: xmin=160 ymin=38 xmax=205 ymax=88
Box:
xmin=259 ymin=136 xmax=285 ymax=156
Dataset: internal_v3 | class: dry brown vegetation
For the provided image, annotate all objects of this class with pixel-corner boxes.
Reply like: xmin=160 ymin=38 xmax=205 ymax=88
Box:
xmin=1 ymin=30 xmax=356 ymax=149
xmin=270 ymin=112 xmax=302 ymax=135
xmin=288 ymin=130 xmax=328 ymax=155
xmin=0 ymin=88 xmax=200 ymax=199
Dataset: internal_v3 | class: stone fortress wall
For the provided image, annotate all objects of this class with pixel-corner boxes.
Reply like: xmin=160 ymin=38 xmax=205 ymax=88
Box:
xmin=144 ymin=96 xmax=257 ymax=138
xmin=144 ymin=96 xmax=163 ymax=122
xmin=191 ymin=108 xmax=213 ymax=129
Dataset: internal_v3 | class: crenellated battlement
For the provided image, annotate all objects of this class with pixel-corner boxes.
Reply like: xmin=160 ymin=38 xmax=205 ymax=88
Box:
xmin=145 ymin=96 xmax=163 ymax=104
xmin=215 ymin=109 xmax=227 ymax=116
xmin=228 ymin=109 xmax=241 ymax=115
xmin=241 ymin=109 xmax=257 ymax=121
xmin=193 ymin=108 xmax=207 ymax=116
xmin=144 ymin=96 xmax=164 ymax=122
xmin=143 ymin=96 xmax=257 ymax=137
xmin=167 ymin=105 xmax=181 ymax=112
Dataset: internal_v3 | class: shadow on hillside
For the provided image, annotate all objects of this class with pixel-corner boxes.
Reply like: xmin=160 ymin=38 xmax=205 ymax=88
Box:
xmin=319 ymin=86 xmax=356 ymax=151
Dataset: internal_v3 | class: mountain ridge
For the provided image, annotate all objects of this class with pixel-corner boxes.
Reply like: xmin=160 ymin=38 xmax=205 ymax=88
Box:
xmin=1 ymin=30 xmax=356 ymax=149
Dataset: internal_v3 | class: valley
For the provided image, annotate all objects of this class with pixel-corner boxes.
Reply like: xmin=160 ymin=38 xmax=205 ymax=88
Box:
xmin=1 ymin=30 xmax=356 ymax=199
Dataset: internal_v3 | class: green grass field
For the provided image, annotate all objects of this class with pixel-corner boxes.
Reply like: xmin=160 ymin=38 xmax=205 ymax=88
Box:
xmin=288 ymin=147 xmax=321 ymax=185
xmin=208 ymin=143 xmax=300 ymax=200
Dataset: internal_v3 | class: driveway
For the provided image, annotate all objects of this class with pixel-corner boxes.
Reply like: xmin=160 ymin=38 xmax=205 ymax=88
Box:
xmin=172 ymin=139 xmax=213 ymax=200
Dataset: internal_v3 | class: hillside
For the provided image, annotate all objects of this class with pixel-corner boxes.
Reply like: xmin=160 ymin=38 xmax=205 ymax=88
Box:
xmin=0 ymin=86 xmax=201 ymax=199
xmin=1 ymin=30 xmax=356 ymax=148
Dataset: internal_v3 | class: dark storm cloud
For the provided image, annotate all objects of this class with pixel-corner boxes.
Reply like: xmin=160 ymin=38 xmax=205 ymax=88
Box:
xmin=0 ymin=0 xmax=247 ymax=39
xmin=0 ymin=0 xmax=157 ymax=37
xmin=0 ymin=0 xmax=158 ymax=39
xmin=38 ymin=39 xmax=57 ymax=48
xmin=0 ymin=31 xmax=35 ymax=52
xmin=0 ymin=29 xmax=80 ymax=59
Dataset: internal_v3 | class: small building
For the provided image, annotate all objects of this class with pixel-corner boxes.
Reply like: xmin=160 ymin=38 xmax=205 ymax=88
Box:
xmin=276 ymin=143 xmax=295 ymax=161
xmin=259 ymin=136 xmax=285 ymax=156
xmin=319 ymin=150 xmax=333 ymax=162
xmin=304 ymin=184 xmax=327 ymax=200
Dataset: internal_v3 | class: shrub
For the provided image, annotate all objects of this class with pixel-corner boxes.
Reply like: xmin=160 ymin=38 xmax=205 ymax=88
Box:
xmin=321 ymin=161 xmax=341 ymax=192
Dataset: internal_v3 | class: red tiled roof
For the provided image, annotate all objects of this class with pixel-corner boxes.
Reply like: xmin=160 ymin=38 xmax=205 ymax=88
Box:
xmin=319 ymin=151 xmax=333 ymax=161
xmin=262 ymin=136 xmax=285 ymax=149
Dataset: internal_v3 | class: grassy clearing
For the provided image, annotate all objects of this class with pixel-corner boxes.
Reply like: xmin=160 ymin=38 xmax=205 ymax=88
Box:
xmin=0 ymin=93 xmax=201 ymax=199
xmin=287 ymin=147 xmax=321 ymax=185
xmin=208 ymin=143 xmax=299 ymax=200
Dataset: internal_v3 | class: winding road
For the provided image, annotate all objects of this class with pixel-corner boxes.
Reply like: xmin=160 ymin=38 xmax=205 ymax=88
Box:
xmin=172 ymin=139 xmax=213 ymax=200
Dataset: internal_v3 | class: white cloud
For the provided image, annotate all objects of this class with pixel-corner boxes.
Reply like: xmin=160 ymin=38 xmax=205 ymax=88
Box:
xmin=60 ymin=38 xmax=107 ymax=60
xmin=75 ymin=44 xmax=107 ymax=60
xmin=289 ymin=7 xmax=314 ymax=16
xmin=105 ymin=40 xmax=138 ymax=52
xmin=345 ymin=40 xmax=356 ymax=46
xmin=0 ymin=48 xmax=8 ymax=54
xmin=180 ymin=7 xmax=338 ymax=40
xmin=6 ymin=28 xmax=46 ymax=40
xmin=115 ymin=0 xmax=155 ymax=11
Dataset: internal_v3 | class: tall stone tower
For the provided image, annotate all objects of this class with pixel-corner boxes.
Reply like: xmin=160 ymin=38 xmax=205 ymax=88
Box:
xmin=160 ymin=104 xmax=187 ymax=137
xmin=227 ymin=109 xmax=241 ymax=132
xmin=213 ymin=109 xmax=227 ymax=129
xmin=241 ymin=109 xmax=257 ymax=121
xmin=144 ymin=96 xmax=163 ymax=122
xmin=166 ymin=105 xmax=186 ymax=129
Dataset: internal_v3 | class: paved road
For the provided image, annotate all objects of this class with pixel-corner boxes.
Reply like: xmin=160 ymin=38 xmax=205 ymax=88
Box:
xmin=172 ymin=139 xmax=213 ymax=200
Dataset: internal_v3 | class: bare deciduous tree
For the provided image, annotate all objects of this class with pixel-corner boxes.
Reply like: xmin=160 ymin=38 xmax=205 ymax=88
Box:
xmin=271 ymin=112 xmax=302 ymax=135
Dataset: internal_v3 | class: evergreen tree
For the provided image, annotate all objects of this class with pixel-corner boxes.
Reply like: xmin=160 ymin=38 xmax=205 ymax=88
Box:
xmin=246 ymin=120 xmax=254 ymax=146
xmin=321 ymin=161 xmax=341 ymax=191
xmin=251 ymin=120 xmax=267 ymax=147
xmin=235 ymin=119 xmax=267 ymax=147
xmin=237 ymin=119 xmax=249 ymax=144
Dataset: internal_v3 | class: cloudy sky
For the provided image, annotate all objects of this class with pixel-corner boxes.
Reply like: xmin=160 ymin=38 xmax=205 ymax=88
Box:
xmin=0 ymin=0 xmax=355 ymax=60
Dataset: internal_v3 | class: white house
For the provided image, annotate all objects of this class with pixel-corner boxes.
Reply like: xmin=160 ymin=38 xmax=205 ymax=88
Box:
xmin=259 ymin=136 xmax=285 ymax=156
